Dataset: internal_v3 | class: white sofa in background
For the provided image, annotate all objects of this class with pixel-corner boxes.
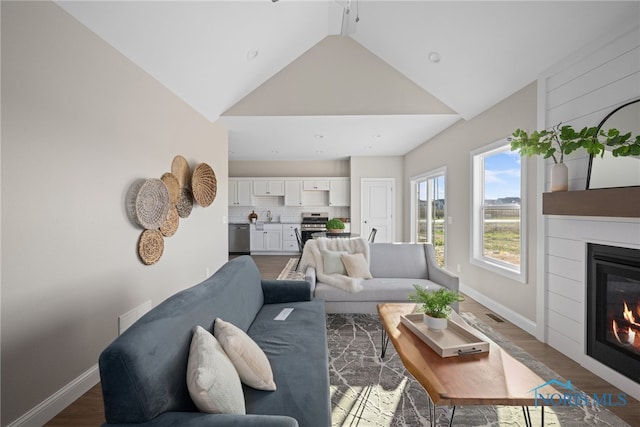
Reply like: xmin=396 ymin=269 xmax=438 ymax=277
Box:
xmin=301 ymin=240 xmax=459 ymax=314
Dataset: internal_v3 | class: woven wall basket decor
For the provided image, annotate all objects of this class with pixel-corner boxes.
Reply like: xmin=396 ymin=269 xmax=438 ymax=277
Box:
xmin=161 ymin=172 xmax=180 ymax=205
xmin=176 ymin=187 xmax=194 ymax=218
xmin=138 ymin=229 xmax=164 ymax=265
xmin=135 ymin=178 xmax=170 ymax=230
xmin=171 ymin=155 xmax=191 ymax=188
xmin=160 ymin=205 xmax=179 ymax=237
xmin=192 ymin=162 xmax=217 ymax=207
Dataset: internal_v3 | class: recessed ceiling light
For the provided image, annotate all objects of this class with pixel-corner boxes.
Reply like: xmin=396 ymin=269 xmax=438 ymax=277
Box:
xmin=247 ymin=50 xmax=259 ymax=60
xmin=428 ymin=51 xmax=441 ymax=63
xmin=372 ymin=134 xmax=382 ymax=138
xmin=314 ymin=134 xmax=324 ymax=139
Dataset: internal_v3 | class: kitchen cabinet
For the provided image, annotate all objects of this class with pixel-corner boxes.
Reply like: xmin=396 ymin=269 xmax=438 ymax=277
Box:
xmin=282 ymin=223 xmax=301 ymax=252
xmin=284 ymin=180 xmax=303 ymax=206
xmin=303 ymin=180 xmax=330 ymax=191
xmin=329 ymin=178 xmax=350 ymax=206
xmin=229 ymin=179 xmax=253 ymax=206
xmin=250 ymin=224 xmax=282 ymax=252
xmin=253 ymin=179 xmax=284 ymax=196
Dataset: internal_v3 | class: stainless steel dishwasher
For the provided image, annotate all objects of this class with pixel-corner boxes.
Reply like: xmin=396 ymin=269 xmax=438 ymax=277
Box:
xmin=228 ymin=223 xmax=250 ymax=254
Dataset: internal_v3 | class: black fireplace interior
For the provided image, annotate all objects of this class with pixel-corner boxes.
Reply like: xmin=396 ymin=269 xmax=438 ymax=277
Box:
xmin=587 ymin=243 xmax=640 ymax=384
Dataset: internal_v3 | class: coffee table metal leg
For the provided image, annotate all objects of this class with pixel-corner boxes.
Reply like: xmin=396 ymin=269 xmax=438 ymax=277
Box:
xmin=428 ymin=397 xmax=435 ymax=427
xmin=381 ymin=328 xmax=390 ymax=359
xmin=521 ymin=406 xmax=545 ymax=427
xmin=522 ymin=406 xmax=531 ymax=427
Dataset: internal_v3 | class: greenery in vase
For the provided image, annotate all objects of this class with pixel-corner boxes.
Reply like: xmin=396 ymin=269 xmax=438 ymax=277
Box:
xmin=325 ymin=218 xmax=345 ymax=230
xmin=408 ymin=285 xmax=464 ymax=319
xmin=509 ymin=123 xmax=640 ymax=164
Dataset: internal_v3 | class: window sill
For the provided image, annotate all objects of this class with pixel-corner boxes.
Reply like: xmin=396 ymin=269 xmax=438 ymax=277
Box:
xmin=471 ymin=257 xmax=526 ymax=283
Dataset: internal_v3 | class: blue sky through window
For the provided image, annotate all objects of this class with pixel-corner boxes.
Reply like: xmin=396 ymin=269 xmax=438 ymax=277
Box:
xmin=484 ymin=150 xmax=520 ymax=201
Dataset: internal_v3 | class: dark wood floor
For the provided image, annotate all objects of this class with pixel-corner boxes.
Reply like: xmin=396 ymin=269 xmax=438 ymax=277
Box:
xmin=46 ymin=255 xmax=640 ymax=426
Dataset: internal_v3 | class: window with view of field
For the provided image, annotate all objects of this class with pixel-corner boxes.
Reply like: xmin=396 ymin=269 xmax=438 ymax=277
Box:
xmin=471 ymin=140 xmax=527 ymax=282
xmin=411 ymin=169 xmax=446 ymax=267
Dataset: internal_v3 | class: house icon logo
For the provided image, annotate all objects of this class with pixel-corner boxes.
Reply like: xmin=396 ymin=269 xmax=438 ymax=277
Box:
xmin=529 ymin=378 xmax=627 ymax=408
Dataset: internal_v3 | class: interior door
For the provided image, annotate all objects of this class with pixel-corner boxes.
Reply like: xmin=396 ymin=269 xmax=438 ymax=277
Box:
xmin=361 ymin=178 xmax=395 ymax=242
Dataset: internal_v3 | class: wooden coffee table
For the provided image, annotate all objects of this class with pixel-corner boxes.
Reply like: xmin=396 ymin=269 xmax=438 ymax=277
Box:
xmin=377 ymin=303 xmax=556 ymax=427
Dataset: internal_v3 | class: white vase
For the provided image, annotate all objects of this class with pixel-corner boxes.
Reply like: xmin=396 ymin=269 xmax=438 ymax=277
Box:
xmin=423 ymin=314 xmax=448 ymax=331
xmin=551 ymin=163 xmax=569 ymax=192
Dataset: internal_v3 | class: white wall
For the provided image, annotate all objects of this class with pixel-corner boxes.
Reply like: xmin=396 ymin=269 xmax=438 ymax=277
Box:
xmin=229 ymin=160 xmax=350 ymax=177
xmin=1 ymin=2 xmax=229 ymax=424
xmin=538 ymin=20 xmax=640 ymax=400
xmin=404 ymin=83 xmax=538 ymax=326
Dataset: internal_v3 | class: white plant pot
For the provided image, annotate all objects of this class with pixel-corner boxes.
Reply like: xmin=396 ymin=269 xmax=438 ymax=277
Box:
xmin=423 ymin=314 xmax=448 ymax=331
xmin=551 ymin=163 xmax=569 ymax=192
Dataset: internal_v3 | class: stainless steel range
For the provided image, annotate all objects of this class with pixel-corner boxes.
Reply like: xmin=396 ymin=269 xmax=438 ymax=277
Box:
xmin=300 ymin=212 xmax=328 ymax=244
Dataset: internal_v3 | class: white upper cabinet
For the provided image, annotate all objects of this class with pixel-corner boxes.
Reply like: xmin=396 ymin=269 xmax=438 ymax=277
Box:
xmin=229 ymin=179 xmax=253 ymax=206
xmin=329 ymin=178 xmax=350 ymax=206
xmin=285 ymin=180 xmax=303 ymax=206
xmin=253 ymin=179 xmax=285 ymax=196
xmin=303 ymin=180 xmax=330 ymax=191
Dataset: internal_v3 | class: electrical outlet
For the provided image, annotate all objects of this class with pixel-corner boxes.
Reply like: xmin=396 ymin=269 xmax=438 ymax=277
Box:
xmin=456 ymin=264 xmax=461 ymax=273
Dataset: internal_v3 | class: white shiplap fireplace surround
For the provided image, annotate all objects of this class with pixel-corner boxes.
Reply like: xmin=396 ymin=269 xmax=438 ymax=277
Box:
xmin=536 ymin=22 xmax=640 ymax=400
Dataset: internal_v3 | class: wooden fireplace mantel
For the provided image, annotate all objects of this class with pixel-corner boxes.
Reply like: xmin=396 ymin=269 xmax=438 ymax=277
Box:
xmin=542 ymin=187 xmax=640 ymax=218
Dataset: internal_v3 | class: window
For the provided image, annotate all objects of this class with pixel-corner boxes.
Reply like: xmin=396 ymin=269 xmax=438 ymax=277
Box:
xmin=471 ymin=140 xmax=527 ymax=282
xmin=411 ymin=168 xmax=446 ymax=267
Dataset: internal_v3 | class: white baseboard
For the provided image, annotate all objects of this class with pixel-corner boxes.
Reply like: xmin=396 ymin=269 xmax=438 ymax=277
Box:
xmin=7 ymin=364 xmax=100 ymax=427
xmin=460 ymin=282 xmax=538 ymax=337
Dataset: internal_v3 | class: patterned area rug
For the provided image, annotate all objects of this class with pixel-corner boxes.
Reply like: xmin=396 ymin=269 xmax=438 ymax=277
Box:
xmin=276 ymin=257 xmax=305 ymax=280
xmin=327 ymin=313 xmax=629 ymax=427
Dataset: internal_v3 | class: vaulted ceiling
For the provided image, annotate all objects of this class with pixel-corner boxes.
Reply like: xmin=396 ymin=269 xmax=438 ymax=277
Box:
xmin=57 ymin=1 xmax=639 ymax=160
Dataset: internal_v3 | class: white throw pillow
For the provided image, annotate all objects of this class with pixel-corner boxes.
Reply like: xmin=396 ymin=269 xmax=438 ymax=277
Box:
xmin=321 ymin=249 xmax=348 ymax=275
xmin=341 ymin=252 xmax=373 ymax=279
xmin=186 ymin=325 xmax=246 ymax=414
xmin=214 ymin=318 xmax=277 ymax=391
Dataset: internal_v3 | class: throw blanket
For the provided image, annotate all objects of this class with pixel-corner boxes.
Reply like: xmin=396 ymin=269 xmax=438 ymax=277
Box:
xmin=299 ymin=237 xmax=370 ymax=293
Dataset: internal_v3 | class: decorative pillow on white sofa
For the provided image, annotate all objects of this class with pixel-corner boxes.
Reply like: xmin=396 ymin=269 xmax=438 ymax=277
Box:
xmin=321 ymin=249 xmax=348 ymax=275
xmin=186 ymin=325 xmax=246 ymax=414
xmin=341 ymin=252 xmax=373 ymax=279
xmin=214 ymin=318 xmax=277 ymax=391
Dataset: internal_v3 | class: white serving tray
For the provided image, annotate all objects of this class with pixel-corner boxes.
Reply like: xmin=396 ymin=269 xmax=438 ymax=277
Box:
xmin=400 ymin=313 xmax=490 ymax=358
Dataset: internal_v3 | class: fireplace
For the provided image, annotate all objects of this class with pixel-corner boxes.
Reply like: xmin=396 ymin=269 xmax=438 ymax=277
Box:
xmin=586 ymin=243 xmax=640 ymax=384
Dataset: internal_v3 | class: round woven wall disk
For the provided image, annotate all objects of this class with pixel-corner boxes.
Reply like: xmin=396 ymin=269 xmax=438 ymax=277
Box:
xmin=160 ymin=206 xmax=179 ymax=237
xmin=176 ymin=187 xmax=193 ymax=218
xmin=161 ymin=172 xmax=180 ymax=205
xmin=171 ymin=155 xmax=191 ymax=188
xmin=138 ymin=229 xmax=164 ymax=265
xmin=192 ymin=163 xmax=217 ymax=207
xmin=135 ymin=178 xmax=170 ymax=230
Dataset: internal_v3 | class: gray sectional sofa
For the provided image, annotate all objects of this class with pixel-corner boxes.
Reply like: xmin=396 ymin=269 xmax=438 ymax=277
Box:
xmin=99 ymin=256 xmax=331 ymax=427
xmin=304 ymin=242 xmax=459 ymax=313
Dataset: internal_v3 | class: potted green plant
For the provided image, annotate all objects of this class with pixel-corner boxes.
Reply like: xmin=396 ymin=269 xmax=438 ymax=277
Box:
xmin=325 ymin=218 xmax=345 ymax=233
xmin=509 ymin=123 xmax=639 ymax=192
xmin=408 ymin=285 xmax=464 ymax=331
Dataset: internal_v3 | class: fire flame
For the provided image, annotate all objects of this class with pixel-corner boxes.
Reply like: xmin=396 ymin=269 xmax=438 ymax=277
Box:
xmin=612 ymin=300 xmax=640 ymax=349
xmin=623 ymin=301 xmax=636 ymax=324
